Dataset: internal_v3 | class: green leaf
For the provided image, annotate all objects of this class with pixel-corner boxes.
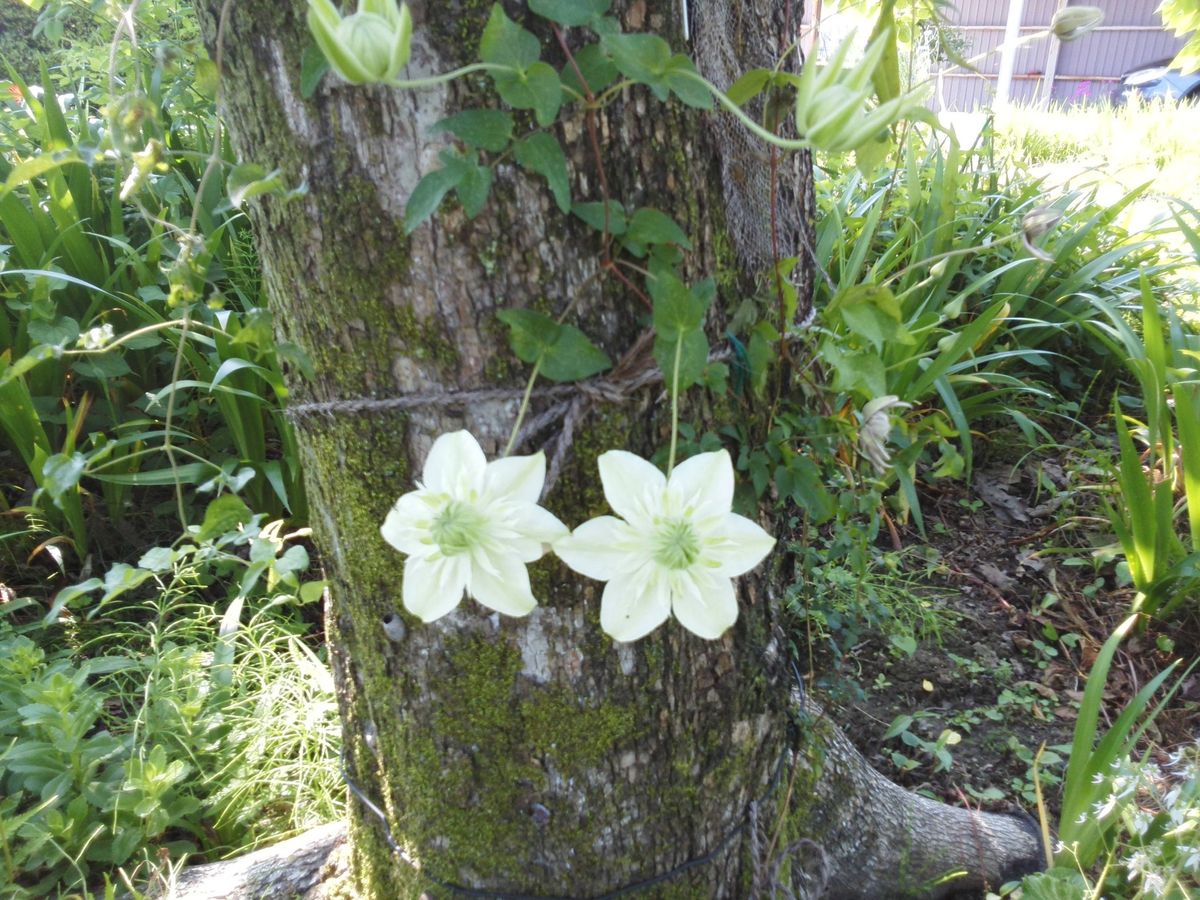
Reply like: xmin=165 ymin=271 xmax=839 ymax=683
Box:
xmin=27 ymin=316 xmax=79 ymax=347
xmin=0 ymin=149 xmax=81 ymax=201
xmin=493 ymin=61 xmax=563 ymax=126
xmin=197 ymin=494 xmax=254 ymax=542
xmin=855 ymin=133 xmax=892 ymax=175
xmin=404 ymin=159 xmax=466 ymax=234
xmin=300 ymin=45 xmax=330 ymax=99
xmin=829 ymin=283 xmax=906 ymax=351
xmin=702 ymin=361 xmax=729 ymax=394
xmin=99 ymin=563 xmax=153 ymax=606
xmin=561 ymin=43 xmax=618 ymax=96
xmin=496 ymin=309 xmax=610 ymax=381
xmin=572 ymin=200 xmax=626 ymax=234
xmin=455 ymin=156 xmax=494 ymax=218
xmin=726 ymin=69 xmax=772 ymax=106
xmin=662 ymin=54 xmax=712 ymax=109
xmin=748 ymin=324 xmax=773 ymax=396
xmin=530 ymin=0 xmax=610 ymax=26
xmin=821 ymin=340 xmax=887 ymax=399
xmin=867 ymin=0 xmax=901 ymax=103
xmin=603 ymin=32 xmax=671 ymax=88
xmin=514 ymin=133 xmax=570 ymax=212
xmin=541 ymin=324 xmax=611 ymax=381
xmin=0 ymin=345 xmax=56 ymax=388
xmin=654 ymin=328 xmax=709 ymax=394
xmin=498 ymin=308 xmax=561 ymax=364
xmin=650 ymin=270 xmax=704 ymax=339
xmin=783 ymin=455 xmax=834 ymax=522
xmin=299 ymin=580 xmax=329 ymax=605
xmin=72 ymin=353 xmax=132 ymax=379
xmin=626 ymin=207 xmax=692 ymax=250
xmin=44 ymin=578 xmax=103 ymax=623
xmin=273 ymin=545 xmax=311 ymax=583
xmin=89 ymin=463 xmax=213 ymax=486
xmin=479 ymin=4 xmax=540 ymax=69
xmin=137 ymin=546 xmax=176 ymax=573
xmin=42 ymin=452 xmax=86 ymax=501
xmin=226 ymin=163 xmax=286 ymax=208
xmin=433 ymin=109 xmax=514 ymax=152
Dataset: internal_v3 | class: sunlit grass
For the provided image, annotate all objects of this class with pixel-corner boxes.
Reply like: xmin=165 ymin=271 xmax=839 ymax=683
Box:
xmin=993 ymin=98 xmax=1200 ymax=209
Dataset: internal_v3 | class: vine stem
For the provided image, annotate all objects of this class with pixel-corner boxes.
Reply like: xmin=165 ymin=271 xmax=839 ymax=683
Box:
xmin=677 ymin=70 xmax=812 ymax=151
xmin=667 ymin=335 xmax=682 ymax=474
xmin=503 ymin=357 xmax=542 ymax=458
xmin=388 ymin=62 xmax=513 ymax=90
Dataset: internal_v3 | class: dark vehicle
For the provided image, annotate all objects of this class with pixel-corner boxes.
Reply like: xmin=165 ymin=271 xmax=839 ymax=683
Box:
xmin=1120 ymin=58 xmax=1200 ymax=104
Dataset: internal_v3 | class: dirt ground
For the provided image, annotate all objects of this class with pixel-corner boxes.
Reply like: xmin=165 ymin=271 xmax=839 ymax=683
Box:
xmin=809 ymin=440 xmax=1200 ymax=823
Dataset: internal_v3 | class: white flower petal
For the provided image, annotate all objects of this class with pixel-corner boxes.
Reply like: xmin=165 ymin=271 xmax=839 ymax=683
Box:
xmin=503 ymin=503 xmax=569 ymax=561
xmin=380 ymin=490 xmax=439 ymax=555
xmin=422 ymin=430 xmax=486 ymax=496
xmin=598 ymin=450 xmax=665 ymax=524
xmin=704 ymin=513 xmax=775 ymax=577
xmin=403 ymin=554 xmax=468 ymax=622
xmin=672 ymin=571 xmax=737 ymax=640
xmin=468 ymin=553 xmax=537 ymax=617
xmin=669 ymin=449 xmax=733 ymax=519
xmin=484 ymin=451 xmax=545 ymax=504
xmin=555 ymin=516 xmax=639 ymax=581
xmin=600 ymin=566 xmax=671 ymax=642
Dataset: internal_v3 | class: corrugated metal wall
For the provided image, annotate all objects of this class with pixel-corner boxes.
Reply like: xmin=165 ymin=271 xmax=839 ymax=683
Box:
xmin=931 ymin=0 xmax=1187 ymax=110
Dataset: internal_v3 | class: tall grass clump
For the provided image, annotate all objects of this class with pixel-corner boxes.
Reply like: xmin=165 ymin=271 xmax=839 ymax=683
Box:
xmin=798 ymin=124 xmax=1175 ymax=529
xmin=0 ymin=35 xmax=306 ymax=570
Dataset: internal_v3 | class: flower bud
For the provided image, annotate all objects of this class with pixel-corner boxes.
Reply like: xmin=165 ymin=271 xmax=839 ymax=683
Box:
xmin=1022 ymin=205 xmax=1062 ymax=261
xmin=795 ymin=31 xmax=927 ymax=154
xmin=1051 ymin=7 xmax=1104 ymax=43
xmin=308 ymin=0 xmax=414 ymax=86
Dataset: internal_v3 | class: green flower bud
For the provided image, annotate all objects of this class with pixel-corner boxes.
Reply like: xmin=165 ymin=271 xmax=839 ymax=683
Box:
xmin=796 ymin=31 xmax=927 ymax=155
xmin=338 ymin=12 xmax=396 ymax=81
xmin=1051 ymin=7 xmax=1104 ymax=43
xmin=308 ymin=0 xmax=414 ymax=86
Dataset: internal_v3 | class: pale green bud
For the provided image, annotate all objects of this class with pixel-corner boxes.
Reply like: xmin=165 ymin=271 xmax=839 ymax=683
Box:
xmin=1051 ymin=7 xmax=1104 ymax=43
xmin=796 ymin=32 xmax=926 ymax=155
xmin=307 ymin=0 xmax=414 ymax=86
xmin=338 ymin=13 xmax=396 ymax=81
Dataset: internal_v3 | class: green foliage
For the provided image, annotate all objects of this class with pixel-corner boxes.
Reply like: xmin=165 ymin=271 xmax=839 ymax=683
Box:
xmin=0 ymin=1 xmax=50 ymax=83
xmin=0 ymin=517 xmax=338 ymax=898
xmin=1020 ymin=746 xmax=1200 ymax=898
xmin=1088 ymin=276 xmax=1200 ymax=618
xmin=497 ymin=308 xmax=611 ymax=383
xmin=0 ymin=46 xmax=306 ymax=562
xmin=1161 ymin=0 xmax=1200 ymax=75
xmin=1054 ymin=615 xmax=1186 ymax=869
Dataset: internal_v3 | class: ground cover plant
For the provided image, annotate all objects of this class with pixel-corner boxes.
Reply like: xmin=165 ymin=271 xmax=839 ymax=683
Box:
xmin=0 ymin=0 xmax=1197 ymax=897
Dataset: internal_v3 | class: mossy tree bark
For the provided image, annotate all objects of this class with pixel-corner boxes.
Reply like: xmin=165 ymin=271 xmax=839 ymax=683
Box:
xmin=195 ymin=1 xmax=1043 ymax=896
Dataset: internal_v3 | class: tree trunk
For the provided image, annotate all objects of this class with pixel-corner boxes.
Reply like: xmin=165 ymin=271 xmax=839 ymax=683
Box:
xmin=195 ymin=1 xmax=1043 ymax=896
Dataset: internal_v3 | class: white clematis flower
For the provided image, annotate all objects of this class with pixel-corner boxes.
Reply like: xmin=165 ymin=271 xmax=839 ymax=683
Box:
xmin=555 ymin=449 xmax=775 ymax=642
xmin=858 ymin=394 xmax=910 ymax=473
xmin=380 ymin=430 xmax=567 ymax=623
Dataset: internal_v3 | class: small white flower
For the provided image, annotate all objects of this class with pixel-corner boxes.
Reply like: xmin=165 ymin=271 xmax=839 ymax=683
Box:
xmin=858 ymin=395 xmax=910 ymax=473
xmin=555 ymin=449 xmax=775 ymax=642
xmin=380 ymin=430 xmax=567 ymax=622
xmin=78 ymin=323 xmax=115 ymax=350
xmin=1142 ymin=871 xmax=1166 ymax=897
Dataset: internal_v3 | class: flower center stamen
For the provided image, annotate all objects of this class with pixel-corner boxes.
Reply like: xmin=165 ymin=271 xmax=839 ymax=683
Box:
xmin=653 ymin=518 xmax=701 ymax=570
xmin=430 ymin=500 xmax=486 ymax=556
